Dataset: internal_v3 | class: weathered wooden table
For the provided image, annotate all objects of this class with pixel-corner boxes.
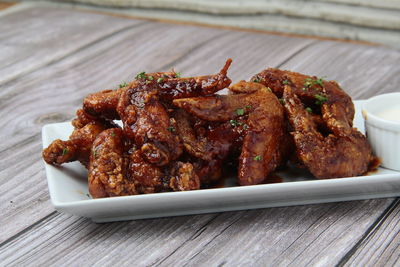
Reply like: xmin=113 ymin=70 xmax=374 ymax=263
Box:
xmin=1 ymin=2 xmax=399 ymax=266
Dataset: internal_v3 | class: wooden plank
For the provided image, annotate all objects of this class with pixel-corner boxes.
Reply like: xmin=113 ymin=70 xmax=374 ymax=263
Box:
xmin=0 ymin=8 xmax=315 ymax=243
xmin=342 ymin=199 xmax=400 ymax=266
xmin=156 ymin=200 xmax=393 ymax=267
xmin=0 ymin=5 xmax=141 ymax=85
xmin=0 ymin=200 xmax=394 ymax=266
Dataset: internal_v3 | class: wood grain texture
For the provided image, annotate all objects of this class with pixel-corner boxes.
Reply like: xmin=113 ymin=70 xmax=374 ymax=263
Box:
xmin=0 ymin=200 xmax=394 ymax=266
xmin=343 ymin=199 xmax=400 ymax=267
xmin=0 ymin=5 xmax=140 ymax=85
xmin=1 ymin=5 xmax=400 ymax=266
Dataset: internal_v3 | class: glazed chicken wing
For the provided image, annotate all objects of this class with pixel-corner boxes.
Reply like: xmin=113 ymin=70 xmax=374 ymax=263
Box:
xmin=283 ymin=85 xmax=375 ymax=178
xmin=252 ymin=68 xmax=355 ymax=133
xmin=116 ymin=59 xmax=233 ymax=166
xmin=174 ymin=81 xmax=285 ymax=185
xmin=42 ymin=122 xmax=108 ymax=167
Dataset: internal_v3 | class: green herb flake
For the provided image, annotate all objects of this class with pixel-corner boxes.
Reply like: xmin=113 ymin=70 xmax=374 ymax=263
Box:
xmin=175 ymin=72 xmax=182 ymax=78
xmin=119 ymin=82 xmax=128 ymax=88
xmin=305 ymin=107 xmax=313 ymax=113
xmin=62 ymin=148 xmax=68 ymax=156
xmin=167 ymin=126 xmax=175 ymax=132
xmin=279 ymin=98 xmax=285 ymax=105
xmin=157 ymin=77 xmax=164 ymax=83
xmin=147 ymin=75 xmax=154 ymax=81
xmin=315 ymin=94 xmax=328 ymax=105
xmin=282 ymin=79 xmax=290 ymax=85
xmin=230 ymin=119 xmax=239 ymax=127
xmin=135 ymin=71 xmax=146 ymax=80
xmin=304 ymin=77 xmax=324 ymax=89
xmin=253 ymin=78 xmax=261 ymax=83
xmin=92 ymin=149 xmax=97 ymax=158
xmin=86 ymin=193 xmax=91 ymax=198
xmin=315 ymin=77 xmax=324 ymax=87
xmin=254 ymin=155 xmax=262 ymax=161
xmin=235 ymin=108 xmax=245 ymax=116
xmin=245 ymin=105 xmax=252 ymax=110
xmin=111 ymin=132 xmax=116 ymax=137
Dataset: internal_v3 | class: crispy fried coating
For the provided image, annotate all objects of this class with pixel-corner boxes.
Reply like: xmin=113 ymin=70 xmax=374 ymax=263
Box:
xmin=42 ymin=123 xmax=107 ymax=167
xmin=88 ymin=128 xmax=137 ymax=198
xmin=168 ymin=161 xmax=200 ymax=191
xmin=128 ymin=150 xmax=163 ymax=194
xmin=117 ymin=59 xmax=232 ymax=166
xmin=72 ymin=108 xmax=118 ymax=129
xmin=251 ymin=68 xmax=355 ymax=131
xmin=83 ymin=71 xmax=178 ymax=120
xmin=174 ymin=82 xmax=285 ymax=185
xmin=283 ymin=85 xmax=375 ymax=178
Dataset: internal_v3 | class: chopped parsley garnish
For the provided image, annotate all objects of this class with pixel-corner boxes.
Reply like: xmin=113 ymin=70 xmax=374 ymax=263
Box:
xmin=305 ymin=107 xmax=313 ymax=113
xmin=253 ymin=78 xmax=261 ymax=83
xmin=147 ymin=75 xmax=154 ymax=81
xmin=279 ymin=98 xmax=285 ymax=105
xmin=157 ymin=77 xmax=164 ymax=83
xmin=230 ymin=119 xmax=240 ymax=127
xmin=314 ymin=77 xmax=324 ymax=87
xmin=254 ymin=155 xmax=262 ymax=161
xmin=135 ymin=71 xmax=146 ymax=80
xmin=245 ymin=105 xmax=252 ymax=109
xmin=111 ymin=132 xmax=116 ymax=137
xmin=119 ymin=82 xmax=128 ymax=88
xmin=282 ymin=79 xmax=290 ymax=85
xmin=303 ymin=77 xmax=325 ymax=90
xmin=62 ymin=148 xmax=68 ymax=156
xmin=167 ymin=126 xmax=175 ymax=132
xmin=92 ymin=149 xmax=97 ymax=158
xmin=315 ymin=94 xmax=328 ymax=105
xmin=235 ymin=108 xmax=245 ymax=116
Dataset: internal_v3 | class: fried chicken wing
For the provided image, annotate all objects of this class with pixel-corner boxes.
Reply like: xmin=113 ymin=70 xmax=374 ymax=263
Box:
xmin=88 ymin=128 xmax=137 ymax=198
xmin=117 ymin=59 xmax=233 ymax=166
xmin=83 ymin=71 xmax=178 ymax=120
xmin=72 ymin=108 xmax=118 ymax=129
xmin=42 ymin=123 xmax=108 ymax=167
xmin=251 ymin=68 xmax=355 ymax=130
xmin=174 ymin=82 xmax=285 ymax=185
xmin=128 ymin=149 xmax=164 ymax=194
xmin=283 ymin=85 xmax=375 ymax=178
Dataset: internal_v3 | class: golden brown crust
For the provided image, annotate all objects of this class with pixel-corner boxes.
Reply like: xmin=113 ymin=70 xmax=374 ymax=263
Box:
xmin=283 ymin=85 xmax=375 ymax=178
xmin=88 ymin=128 xmax=137 ymax=198
xmin=174 ymin=82 xmax=285 ymax=186
xmin=42 ymin=123 xmax=107 ymax=167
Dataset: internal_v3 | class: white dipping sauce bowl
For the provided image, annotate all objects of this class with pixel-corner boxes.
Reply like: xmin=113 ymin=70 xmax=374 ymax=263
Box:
xmin=363 ymin=93 xmax=400 ymax=171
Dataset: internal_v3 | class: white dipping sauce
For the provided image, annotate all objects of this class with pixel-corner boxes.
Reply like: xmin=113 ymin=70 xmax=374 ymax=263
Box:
xmin=376 ymin=106 xmax=400 ymax=123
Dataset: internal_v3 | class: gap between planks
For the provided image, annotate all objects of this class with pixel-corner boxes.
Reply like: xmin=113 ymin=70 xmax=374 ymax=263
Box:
xmin=337 ymin=198 xmax=400 ymax=266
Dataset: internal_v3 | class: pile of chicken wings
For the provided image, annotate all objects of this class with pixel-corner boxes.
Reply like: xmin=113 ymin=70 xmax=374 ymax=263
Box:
xmin=43 ymin=59 xmax=378 ymax=198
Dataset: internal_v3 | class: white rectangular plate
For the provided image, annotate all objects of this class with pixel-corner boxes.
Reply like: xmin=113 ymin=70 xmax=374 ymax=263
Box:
xmin=42 ymin=100 xmax=400 ymax=222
